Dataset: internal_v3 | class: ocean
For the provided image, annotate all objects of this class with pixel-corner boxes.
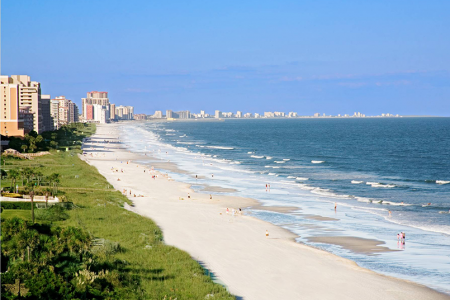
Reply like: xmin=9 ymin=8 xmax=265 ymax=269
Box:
xmin=120 ymin=118 xmax=450 ymax=294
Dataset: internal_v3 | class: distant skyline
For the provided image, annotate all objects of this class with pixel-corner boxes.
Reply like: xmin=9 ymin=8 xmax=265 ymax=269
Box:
xmin=2 ymin=1 xmax=450 ymax=116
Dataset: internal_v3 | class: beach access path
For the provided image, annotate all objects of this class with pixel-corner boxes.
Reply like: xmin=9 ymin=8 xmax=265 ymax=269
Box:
xmin=80 ymin=124 xmax=449 ymax=300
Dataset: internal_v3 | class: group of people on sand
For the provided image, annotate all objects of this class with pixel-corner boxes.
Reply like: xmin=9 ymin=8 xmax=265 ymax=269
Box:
xmin=225 ymin=207 xmax=242 ymax=217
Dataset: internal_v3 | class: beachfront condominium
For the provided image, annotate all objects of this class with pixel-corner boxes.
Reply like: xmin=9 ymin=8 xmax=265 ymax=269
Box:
xmin=50 ymin=100 xmax=60 ymax=129
xmin=115 ymin=105 xmax=134 ymax=120
xmin=166 ymin=110 xmax=173 ymax=118
xmin=215 ymin=110 xmax=222 ymax=118
xmin=82 ymin=91 xmax=109 ymax=120
xmin=153 ymin=110 xmax=163 ymax=118
xmin=40 ymin=94 xmax=54 ymax=132
xmin=52 ymin=96 xmax=79 ymax=127
xmin=1 ymin=75 xmax=53 ymax=136
xmin=1 ymin=76 xmax=25 ymax=137
xmin=110 ymin=103 xmax=116 ymax=120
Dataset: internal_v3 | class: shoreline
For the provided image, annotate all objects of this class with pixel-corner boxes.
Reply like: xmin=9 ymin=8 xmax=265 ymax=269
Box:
xmin=81 ymin=123 xmax=450 ymax=300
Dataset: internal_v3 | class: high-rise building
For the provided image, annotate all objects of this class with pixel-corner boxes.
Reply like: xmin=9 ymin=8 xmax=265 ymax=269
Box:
xmin=2 ymin=75 xmax=45 ymax=133
xmin=236 ymin=111 xmax=242 ymax=118
xmin=86 ymin=105 xmax=94 ymax=120
xmin=110 ymin=103 xmax=116 ymax=120
xmin=166 ymin=110 xmax=173 ymax=119
xmin=93 ymin=104 xmax=109 ymax=123
xmin=115 ymin=105 xmax=133 ymax=120
xmin=50 ymin=100 xmax=60 ymax=130
xmin=40 ymin=94 xmax=53 ymax=132
xmin=1 ymin=76 xmax=25 ymax=137
xmin=52 ymin=96 xmax=77 ymax=126
xmin=153 ymin=110 xmax=163 ymax=118
xmin=81 ymin=91 xmax=109 ymax=120
xmin=215 ymin=110 xmax=221 ymax=118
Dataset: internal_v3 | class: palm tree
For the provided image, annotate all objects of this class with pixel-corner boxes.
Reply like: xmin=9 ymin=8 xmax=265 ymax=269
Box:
xmin=8 ymin=169 xmax=20 ymax=190
xmin=22 ymin=167 xmax=35 ymax=185
xmin=48 ymin=173 xmax=60 ymax=196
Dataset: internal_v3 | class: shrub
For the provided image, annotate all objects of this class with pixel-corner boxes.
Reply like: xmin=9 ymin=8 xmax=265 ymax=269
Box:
xmin=1 ymin=193 xmax=22 ymax=198
xmin=35 ymin=205 xmax=69 ymax=222
xmin=0 ymin=202 xmax=33 ymax=210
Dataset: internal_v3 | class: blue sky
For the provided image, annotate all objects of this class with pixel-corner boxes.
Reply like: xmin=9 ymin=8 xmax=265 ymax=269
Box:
xmin=2 ymin=0 xmax=450 ymax=116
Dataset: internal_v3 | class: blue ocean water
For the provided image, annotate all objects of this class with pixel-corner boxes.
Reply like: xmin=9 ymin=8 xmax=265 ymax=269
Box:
xmin=120 ymin=118 xmax=450 ymax=293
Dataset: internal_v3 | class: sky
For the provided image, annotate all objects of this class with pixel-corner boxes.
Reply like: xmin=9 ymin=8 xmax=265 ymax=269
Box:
xmin=2 ymin=0 xmax=450 ymax=116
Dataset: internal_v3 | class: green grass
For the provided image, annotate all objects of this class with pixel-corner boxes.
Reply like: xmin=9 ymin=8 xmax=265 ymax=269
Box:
xmin=1 ymin=209 xmax=31 ymax=221
xmin=1 ymin=133 xmax=235 ymax=299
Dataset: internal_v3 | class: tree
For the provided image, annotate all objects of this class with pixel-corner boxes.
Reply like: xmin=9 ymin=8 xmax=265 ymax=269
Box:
xmin=8 ymin=169 xmax=20 ymax=190
xmin=49 ymin=140 xmax=58 ymax=149
xmin=30 ymin=191 xmax=35 ymax=223
xmin=21 ymin=144 xmax=28 ymax=153
xmin=35 ymin=171 xmax=44 ymax=186
xmin=22 ymin=167 xmax=35 ymax=185
xmin=48 ymin=173 xmax=60 ymax=196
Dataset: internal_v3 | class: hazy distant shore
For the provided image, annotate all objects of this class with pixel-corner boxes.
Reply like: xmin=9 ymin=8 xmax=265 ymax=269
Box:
xmin=81 ymin=123 xmax=450 ymax=300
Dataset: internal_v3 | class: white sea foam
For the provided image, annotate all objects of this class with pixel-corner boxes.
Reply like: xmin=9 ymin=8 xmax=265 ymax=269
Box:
xmin=176 ymin=141 xmax=195 ymax=145
xmin=296 ymin=177 xmax=309 ymax=181
xmin=283 ymin=159 xmax=290 ymax=161
xmin=251 ymin=155 xmax=265 ymax=159
xmin=248 ymin=151 xmax=254 ymax=154
xmin=274 ymin=161 xmax=286 ymax=163
xmin=366 ymin=182 xmax=379 ymax=185
xmin=206 ymin=146 xmax=235 ymax=150
xmin=265 ymin=166 xmax=272 ymax=168
xmin=287 ymin=176 xmax=296 ymax=179
xmin=351 ymin=180 xmax=364 ymax=184
xmin=268 ymin=173 xmax=276 ymax=176
xmin=311 ymin=160 xmax=325 ymax=164
xmin=436 ymin=180 xmax=450 ymax=185
xmin=371 ymin=183 xmax=396 ymax=188
xmin=266 ymin=156 xmax=273 ymax=160
xmin=273 ymin=166 xmax=280 ymax=169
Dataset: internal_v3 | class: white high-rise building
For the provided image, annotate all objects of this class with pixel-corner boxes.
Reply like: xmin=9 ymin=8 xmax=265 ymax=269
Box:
xmin=236 ymin=111 xmax=242 ymax=118
xmin=153 ymin=110 xmax=163 ymax=118
xmin=215 ymin=110 xmax=222 ymax=118
xmin=82 ymin=91 xmax=109 ymax=120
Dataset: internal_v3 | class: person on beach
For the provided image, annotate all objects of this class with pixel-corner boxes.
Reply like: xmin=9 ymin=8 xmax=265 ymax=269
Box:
xmin=266 ymin=230 xmax=269 ymax=238
xmin=188 ymin=193 xmax=190 ymax=199
xmin=196 ymin=175 xmax=198 ymax=180
xmin=268 ymin=184 xmax=271 ymax=191
xmin=210 ymin=194 xmax=212 ymax=200
xmin=226 ymin=208 xmax=229 ymax=215
xmin=389 ymin=210 xmax=392 ymax=217
xmin=402 ymin=232 xmax=406 ymax=243
xmin=266 ymin=184 xmax=268 ymax=192
xmin=397 ymin=233 xmax=400 ymax=241
xmin=212 ymin=174 xmax=214 ymax=178
xmin=334 ymin=202 xmax=337 ymax=211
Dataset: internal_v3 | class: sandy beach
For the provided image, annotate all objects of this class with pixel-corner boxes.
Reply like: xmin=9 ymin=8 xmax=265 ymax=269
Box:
xmin=81 ymin=124 xmax=449 ymax=300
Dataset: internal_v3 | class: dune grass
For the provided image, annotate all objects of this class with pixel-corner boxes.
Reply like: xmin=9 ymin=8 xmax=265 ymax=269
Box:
xmin=1 ymin=129 xmax=235 ymax=299
xmin=0 ymin=209 xmax=31 ymax=221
